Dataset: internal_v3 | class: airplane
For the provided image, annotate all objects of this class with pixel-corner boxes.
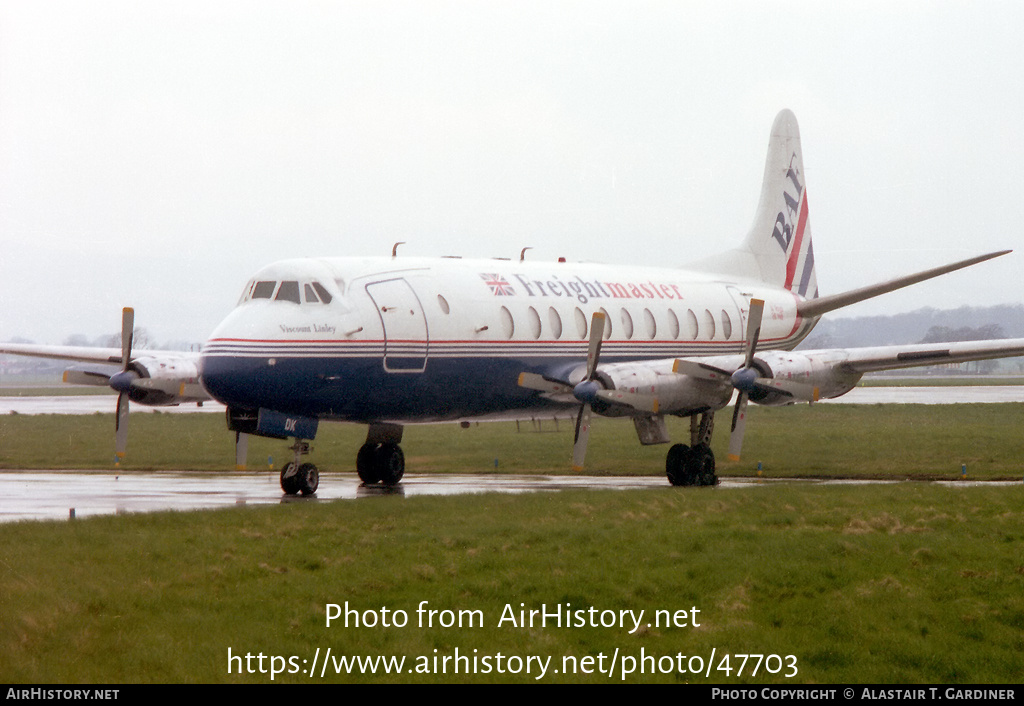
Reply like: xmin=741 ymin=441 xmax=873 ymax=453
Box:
xmin=4 ymin=109 xmax=1024 ymax=494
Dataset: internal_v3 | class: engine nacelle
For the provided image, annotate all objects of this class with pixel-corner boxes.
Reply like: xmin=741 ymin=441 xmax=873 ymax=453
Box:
xmin=746 ymin=350 xmax=862 ymax=406
xmin=126 ymin=355 xmax=207 ymax=406
xmin=593 ymin=360 xmax=735 ymax=417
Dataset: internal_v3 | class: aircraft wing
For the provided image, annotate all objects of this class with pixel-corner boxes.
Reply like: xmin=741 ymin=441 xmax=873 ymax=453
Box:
xmin=1 ymin=342 xmax=131 ymax=365
xmin=0 ymin=342 xmax=205 ymax=402
xmin=813 ymin=338 xmax=1024 ymax=374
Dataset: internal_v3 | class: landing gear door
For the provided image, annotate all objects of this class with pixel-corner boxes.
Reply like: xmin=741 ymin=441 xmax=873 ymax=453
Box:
xmin=365 ymin=279 xmax=429 ymax=373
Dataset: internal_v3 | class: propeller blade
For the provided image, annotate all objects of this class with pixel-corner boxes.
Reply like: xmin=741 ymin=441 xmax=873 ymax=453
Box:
xmin=743 ymin=299 xmax=765 ymax=369
xmin=728 ymin=392 xmax=749 ymax=461
xmin=120 ymin=307 xmax=135 ymax=371
xmin=585 ymin=311 xmax=606 ymax=379
xmin=672 ymin=359 xmax=733 ymax=382
xmin=517 ymin=372 xmax=573 ymax=395
xmin=113 ymin=307 xmax=135 ymax=466
xmin=115 ymin=392 xmax=130 ymax=465
xmin=572 ymin=403 xmax=592 ymax=471
xmin=63 ymin=369 xmax=114 ymax=386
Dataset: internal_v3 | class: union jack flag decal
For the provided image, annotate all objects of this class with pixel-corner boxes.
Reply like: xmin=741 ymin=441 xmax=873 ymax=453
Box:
xmin=480 ymin=273 xmax=515 ymax=296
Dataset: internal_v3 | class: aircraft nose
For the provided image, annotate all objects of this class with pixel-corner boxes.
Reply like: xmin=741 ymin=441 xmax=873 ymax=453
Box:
xmin=199 ymin=350 xmax=261 ymax=409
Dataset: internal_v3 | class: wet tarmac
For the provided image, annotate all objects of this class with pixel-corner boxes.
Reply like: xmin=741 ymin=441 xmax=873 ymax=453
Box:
xmin=1 ymin=470 xmax=1019 ymax=524
xmin=0 ymin=471 xmax=671 ymax=523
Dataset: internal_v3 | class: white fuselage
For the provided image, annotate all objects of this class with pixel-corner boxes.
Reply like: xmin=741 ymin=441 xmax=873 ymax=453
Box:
xmin=198 ymin=256 xmax=816 ymax=424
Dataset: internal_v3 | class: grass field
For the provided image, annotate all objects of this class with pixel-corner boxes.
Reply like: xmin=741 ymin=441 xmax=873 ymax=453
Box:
xmin=1 ymin=483 xmax=1022 ymax=683
xmin=2 ymin=404 xmax=1024 ymax=479
xmin=1 ymin=405 xmax=1023 ymax=683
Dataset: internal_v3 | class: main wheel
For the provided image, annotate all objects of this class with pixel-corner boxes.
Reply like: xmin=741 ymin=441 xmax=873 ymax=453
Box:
xmin=666 ymin=443 xmax=691 ymax=486
xmin=297 ymin=463 xmax=319 ymax=495
xmin=280 ymin=462 xmax=302 ymax=495
xmin=357 ymin=443 xmax=381 ymax=484
xmin=690 ymin=443 xmax=718 ymax=486
xmin=375 ymin=442 xmax=405 ymax=486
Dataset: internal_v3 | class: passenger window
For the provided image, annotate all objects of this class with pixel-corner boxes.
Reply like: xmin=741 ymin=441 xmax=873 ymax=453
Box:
xmin=548 ymin=307 xmax=563 ymax=340
xmin=599 ymin=308 xmax=612 ymax=339
xmin=499 ymin=306 xmax=515 ymax=339
xmin=643 ymin=308 xmax=657 ymax=339
xmin=721 ymin=310 xmax=733 ymax=340
xmin=276 ymin=281 xmax=301 ymax=304
xmin=527 ymin=306 xmax=542 ymax=339
xmin=667 ymin=309 xmax=681 ymax=339
xmin=703 ymin=309 xmax=716 ymax=340
xmin=437 ymin=294 xmax=450 ymax=315
xmin=574 ymin=308 xmax=588 ymax=339
xmin=252 ymin=281 xmax=276 ymax=299
xmin=686 ymin=309 xmax=699 ymax=340
xmin=620 ymin=309 xmax=634 ymax=340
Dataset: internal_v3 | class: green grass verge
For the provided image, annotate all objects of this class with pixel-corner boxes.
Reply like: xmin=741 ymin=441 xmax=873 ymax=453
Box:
xmin=2 ymin=405 xmax=1024 ymax=479
xmin=1 ymin=484 xmax=1022 ymax=683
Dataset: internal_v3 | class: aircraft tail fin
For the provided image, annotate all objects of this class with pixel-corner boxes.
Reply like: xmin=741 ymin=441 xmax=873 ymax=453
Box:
xmin=694 ymin=109 xmax=818 ymax=299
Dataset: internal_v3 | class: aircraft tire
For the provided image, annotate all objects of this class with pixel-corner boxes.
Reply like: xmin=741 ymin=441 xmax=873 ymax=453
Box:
xmin=376 ymin=442 xmax=405 ymax=486
xmin=297 ymin=463 xmax=319 ymax=495
xmin=690 ymin=443 xmax=717 ymax=486
xmin=666 ymin=443 xmax=690 ymax=486
xmin=357 ymin=443 xmax=381 ymax=484
xmin=280 ymin=462 xmax=302 ymax=495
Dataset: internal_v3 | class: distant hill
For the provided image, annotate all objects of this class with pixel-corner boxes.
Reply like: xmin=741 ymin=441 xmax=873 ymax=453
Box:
xmin=798 ymin=304 xmax=1024 ymax=349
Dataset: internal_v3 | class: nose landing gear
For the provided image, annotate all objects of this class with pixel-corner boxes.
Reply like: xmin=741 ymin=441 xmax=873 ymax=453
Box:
xmin=280 ymin=440 xmax=319 ymax=495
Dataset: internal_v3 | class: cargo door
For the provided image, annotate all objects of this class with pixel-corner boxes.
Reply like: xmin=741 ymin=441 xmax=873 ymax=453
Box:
xmin=365 ymin=279 xmax=429 ymax=373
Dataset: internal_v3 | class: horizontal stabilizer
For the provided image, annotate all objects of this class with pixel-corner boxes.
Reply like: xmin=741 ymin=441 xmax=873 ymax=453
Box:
xmin=798 ymin=250 xmax=1011 ymax=319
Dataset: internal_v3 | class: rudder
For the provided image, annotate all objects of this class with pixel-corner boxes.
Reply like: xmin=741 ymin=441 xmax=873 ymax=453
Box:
xmin=694 ymin=109 xmax=818 ymax=299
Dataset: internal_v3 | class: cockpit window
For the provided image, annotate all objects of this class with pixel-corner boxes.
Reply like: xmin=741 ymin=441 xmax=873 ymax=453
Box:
xmin=252 ymin=281 xmax=276 ymax=299
xmin=275 ymin=281 xmax=301 ymax=304
xmin=241 ymin=278 xmax=339 ymax=306
xmin=312 ymin=282 xmax=333 ymax=304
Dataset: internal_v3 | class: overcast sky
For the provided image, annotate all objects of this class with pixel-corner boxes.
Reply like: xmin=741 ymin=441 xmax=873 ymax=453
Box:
xmin=2 ymin=1 xmax=1022 ymax=346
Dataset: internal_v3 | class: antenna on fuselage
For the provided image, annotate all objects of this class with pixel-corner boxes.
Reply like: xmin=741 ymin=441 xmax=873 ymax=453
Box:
xmin=392 ymin=242 xmax=406 ymax=258
xmin=520 ymin=247 xmax=533 ymax=262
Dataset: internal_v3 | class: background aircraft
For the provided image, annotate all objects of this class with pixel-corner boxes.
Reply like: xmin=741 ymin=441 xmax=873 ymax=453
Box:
xmin=4 ymin=110 xmax=1024 ymax=494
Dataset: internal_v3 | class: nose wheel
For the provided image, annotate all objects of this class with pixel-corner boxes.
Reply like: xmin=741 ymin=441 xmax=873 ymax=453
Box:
xmin=280 ymin=440 xmax=319 ymax=495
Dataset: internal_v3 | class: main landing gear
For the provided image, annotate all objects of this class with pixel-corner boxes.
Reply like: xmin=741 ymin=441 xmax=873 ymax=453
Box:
xmin=356 ymin=423 xmax=406 ymax=486
xmin=666 ymin=412 xmax=719 ymax=487
xmin=277 ymin=423 xmax=406 ymax=495
xmin=280 ymin=440 xmax=319 ymax=496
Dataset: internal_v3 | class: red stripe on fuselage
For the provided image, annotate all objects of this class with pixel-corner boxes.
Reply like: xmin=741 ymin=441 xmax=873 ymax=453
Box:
xmin=784 ymin=191 xmax=809 ymax=290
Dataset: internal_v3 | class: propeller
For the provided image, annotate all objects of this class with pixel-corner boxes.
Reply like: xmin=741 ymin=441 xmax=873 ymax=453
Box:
xmin=518 ymin=312 xmax=659 ymax=470
xmin=727 ymin=298 xmax=764 ymax=461
xmin=570 ymin=311 xmax=607 ymax=470
xmin=107 ymin=307 xmax=137 ymax=466
xmin=674 ymin=298 xmax=819 ymax=461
